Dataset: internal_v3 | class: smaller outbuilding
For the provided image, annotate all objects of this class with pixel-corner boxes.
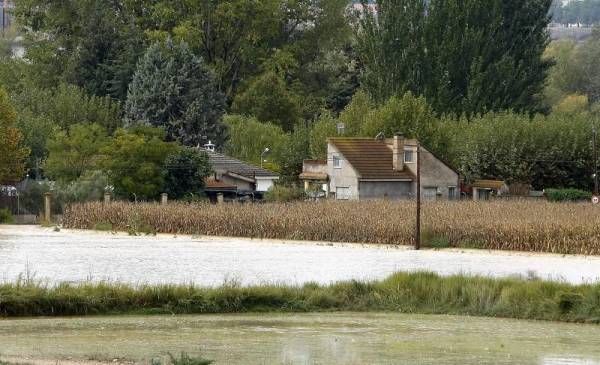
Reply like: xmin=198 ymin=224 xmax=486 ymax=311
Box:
xmin=203 ymin=147 xmax=279 ymax=202
xmin=470 ymin=179 xmax=510 ymax=201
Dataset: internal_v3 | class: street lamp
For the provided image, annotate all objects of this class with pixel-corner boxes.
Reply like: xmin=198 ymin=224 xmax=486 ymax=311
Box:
xmin=261 ymin=147 xmax=270 ymax=169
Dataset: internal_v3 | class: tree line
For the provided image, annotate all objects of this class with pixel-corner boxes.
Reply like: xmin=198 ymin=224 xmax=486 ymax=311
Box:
xmin=551 ymin=0 xmax=600 ymax=25
xmin=0 ymin=0 xmax=598 ymax=201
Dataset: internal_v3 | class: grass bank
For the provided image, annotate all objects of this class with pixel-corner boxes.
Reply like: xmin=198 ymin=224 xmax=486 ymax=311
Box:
xmin=2 ymin=272 xmax=600 ymax=323
xmin=63 ymin=200 xmax=600 ymax=255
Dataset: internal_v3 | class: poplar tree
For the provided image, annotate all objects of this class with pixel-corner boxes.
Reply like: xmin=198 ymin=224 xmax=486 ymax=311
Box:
xmin=356 ymin=0 xmax=553 ymax=116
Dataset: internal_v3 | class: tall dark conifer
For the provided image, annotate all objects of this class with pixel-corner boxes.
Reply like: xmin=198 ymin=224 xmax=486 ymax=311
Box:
xmin=125 ymin=40 xmax=227 ymax=147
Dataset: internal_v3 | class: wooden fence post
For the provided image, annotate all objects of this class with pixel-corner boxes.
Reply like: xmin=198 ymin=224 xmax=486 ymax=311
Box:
xmin=161 ymin=193 xmax=168 ymax=205
xmin=44 ymin=192 xmax=52 ymax=223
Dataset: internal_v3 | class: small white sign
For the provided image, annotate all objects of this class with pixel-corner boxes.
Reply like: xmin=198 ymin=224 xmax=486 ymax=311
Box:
xmin=593 ymin=196 xmax=599 ymax=205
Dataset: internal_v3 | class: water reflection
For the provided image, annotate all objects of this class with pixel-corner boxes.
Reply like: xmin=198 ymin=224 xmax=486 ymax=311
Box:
xmin=1 ymin=313 xmax=599 ymax=365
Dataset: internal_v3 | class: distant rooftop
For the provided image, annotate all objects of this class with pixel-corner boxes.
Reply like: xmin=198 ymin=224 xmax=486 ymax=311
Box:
xmin=329 ymin=137 xmax=415 ymax=181
xmin=206 ymin=150 xmax=279 ymax=179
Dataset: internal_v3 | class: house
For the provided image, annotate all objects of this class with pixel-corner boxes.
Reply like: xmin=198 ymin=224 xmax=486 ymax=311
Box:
xmin=300 ymin=135 xmax=460 ymax=200
xmin=470 ymin=180 xmax=509 ymax=201
xmin=299 ymin=160 xmax=329 ymax=198
xmin=204 ymin=149 xmax=279 ymax=201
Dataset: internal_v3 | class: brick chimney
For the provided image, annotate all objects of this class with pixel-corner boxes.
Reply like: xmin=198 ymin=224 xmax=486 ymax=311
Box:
xmin=392 ymin=133 xmax=404 ymax=171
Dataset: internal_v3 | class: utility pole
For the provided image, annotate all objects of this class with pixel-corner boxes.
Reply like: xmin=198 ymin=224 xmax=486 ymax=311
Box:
xmin=415 ymin=143 xmax=421 ymax=250
xmin=594 ymin=126 xmax=599 ymax=196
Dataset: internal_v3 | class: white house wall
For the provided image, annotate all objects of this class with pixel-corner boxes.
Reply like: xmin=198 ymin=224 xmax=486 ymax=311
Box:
xmin=404 ymin=145 xmax=460 ymax=199
xmin=327 ymin=144 xmax=360 ymax=200
xmin=256 ymin=177 xmax=277 ymax=192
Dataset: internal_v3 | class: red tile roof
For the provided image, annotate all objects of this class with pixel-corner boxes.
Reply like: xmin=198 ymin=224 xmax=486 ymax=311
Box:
xmin=329 ymin=138 xmax=415 ymax=181
xmin=205 ymin=178 xmax=237 ymax=191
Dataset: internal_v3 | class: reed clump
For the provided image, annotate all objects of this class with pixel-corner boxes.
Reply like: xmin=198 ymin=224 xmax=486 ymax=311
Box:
xmin=63 ymin=200 xmax=600 ymax=255
xmin=2 ymin=272 xmax=600 ymax=323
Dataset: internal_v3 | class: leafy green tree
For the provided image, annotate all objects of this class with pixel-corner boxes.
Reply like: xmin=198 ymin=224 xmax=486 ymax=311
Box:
xmin=552 ymin=0 xmax=600 ymax=25
xmin=0 ymin=88 xmax=29 ymax=184
xmin=356 ymin=0 xmax=553 ymax=116
xmin=164 ymin=147 xmax=213 ymax=199
xmin=143 ymin=0 xmax=352 ymax=104
xmin=16 ymin=113 xmax=58 ymax=177
xmin=309 ymin=111 xmax=338 ymax=160
xmin=12 ymin=0 xmax=354 ymax=117
xmin=544 ymin=30 xmax=600 ymax=106
xmin=355 ymin=0 xmax=427 ymax=103
xmin=566 ymin=29 xmax=600 ymax=102
xmin=361 ymin=93 xmax=436 ymax=138
xmin=446 ymin=111 xmax=594 ymax=189
xmin=232 ymin=71 xmax=301 ymax=132
xmin=14 ymin=0 xmax=147 ymax=100
xmin=278 ymin=124 xmax=311 ymax=183
xmin=309 ymin=90 xmax=374 ymax=159
xmin=45 ymin=123 xmax=108 ymax=182
xmin=125 ymin=40 xmax=227 ymax=147
xmin=224 ymin=114 xmax=289 ymax=169
xmin=57 ymin=170 xmax=111 ymax=205
xmin=553 ymin=94 xmax=589 ymax=114
xmin=544 ymin=40 xmax=579 ymax=106
xmin=101 ymin=127 xmax=177 ymax=200
xmin=16 ymin=84 xmax=122 ymax=132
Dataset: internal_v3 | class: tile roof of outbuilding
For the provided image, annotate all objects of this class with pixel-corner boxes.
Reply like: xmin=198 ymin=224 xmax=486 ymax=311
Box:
xmin=207 ymin=151 xmax=279 ymax=179
xmin=328 ymin=138 xmax=415 ymax=180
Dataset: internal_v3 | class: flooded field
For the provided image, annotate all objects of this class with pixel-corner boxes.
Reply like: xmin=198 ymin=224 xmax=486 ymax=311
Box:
xmin=1 ymin=312 xmax=600 ymax=365
xmin=2 ymin=225 xmax=600 ymax=286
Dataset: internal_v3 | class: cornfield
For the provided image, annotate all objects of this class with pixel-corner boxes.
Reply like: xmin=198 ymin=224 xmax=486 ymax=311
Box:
xmin=63 ymin=200 xmax=600 ymax=255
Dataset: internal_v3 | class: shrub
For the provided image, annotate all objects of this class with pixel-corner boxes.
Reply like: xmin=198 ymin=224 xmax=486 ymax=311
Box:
xmin=264 ymin=185 xmax=305 ymax=202
xmin=0 ymin=208 xmax=13 ymax=223
xmin=557 ymin=292 xmax=585 ymax=314
xmin=17 ymin=180 xmax=51 ymax=215
xmin=264 ymin=185 xmax=304 ymax=202
xmin=545 ymin=188 xmax=592 ymax=202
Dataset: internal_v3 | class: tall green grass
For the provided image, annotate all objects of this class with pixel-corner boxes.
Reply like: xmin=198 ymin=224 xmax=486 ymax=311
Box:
xmin=2 ymin=272 xmax=600 ymax=323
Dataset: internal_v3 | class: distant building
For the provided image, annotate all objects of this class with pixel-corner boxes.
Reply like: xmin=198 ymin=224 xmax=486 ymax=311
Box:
xmin=300 ymin=135 xmax=460 ymax=201
xmin=204 ymin=150 xmax=279 ymax=201
xmin=470 ymin=180 xmax=509 ymax=201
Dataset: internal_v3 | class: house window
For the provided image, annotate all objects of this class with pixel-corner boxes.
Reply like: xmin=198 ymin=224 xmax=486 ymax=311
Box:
xmin=333 ymin=155 xmax=342 ymax=169
xmin=404 ymin=150 xmax=414 ymax=163
xmin=448 ymin=186 xmax=457 ymax=200
xmin=477 ymin=188 xmax=492 ymax=201
xmin=336 ymin=187 xmax=350 ymax=200
xmin=336 ymin=123 xmax=345 ymax=135
xmin=423 ymin=187 xmax=438 ymax=201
